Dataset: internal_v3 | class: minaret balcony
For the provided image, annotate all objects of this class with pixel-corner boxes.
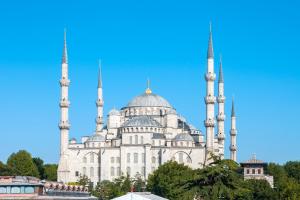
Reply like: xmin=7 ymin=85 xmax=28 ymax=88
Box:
xmin=205 ymin=73 xmax=216 ymax=81
xmin=59 ymin=121 xmax=70 ymax=130
xmin=230 ymin=129 xmax=237 ymax=135
xmin=217 ymin=96 xmax=225 ymax=103
xmin=230 ymin=145 xmax=237 ymax=151
xmin=204 ymin=96 xmax=216 ymax=104
xmin=60 ymin=100 xmax=70 ymax=107
xmin=60 ymin=79 xmax=70 ymax=87
xmin=96 ymin=99 xmax=104 ymax=106
xmin=217 ymin=133 xmax=225 ymax=140
xmin=217 ymin=114 xmax=226 ymax=121
xmin=204 ymin=119 xmax=215 ymax=127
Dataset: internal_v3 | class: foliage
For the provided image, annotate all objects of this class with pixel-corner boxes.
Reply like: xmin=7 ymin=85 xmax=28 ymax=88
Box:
xmin=284 ymin=161 xmax=300 ymax=183
xmin=44 ymin=164 xmax=57 ymax=181
xmin=7 ymin=150 xmax=39 ymax=177
xmin=245 ymin=179 xmax=276 ymax=200
xmin=0 ymin=161 xmax=12 ymax=176
xmin=32 ymin=157 xmax=45 ymax=179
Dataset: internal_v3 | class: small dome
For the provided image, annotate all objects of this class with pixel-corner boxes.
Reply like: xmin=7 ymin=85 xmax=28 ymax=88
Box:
xmin=166 ymin=109 xmax=177 ymax=115
xmin=109 ymin=108 xmax=121 ymax=116
xmin=126 ymin=93 xmax=172 ymax=108
xmin=174 ymin=133 xmax=194 ymax=141
xmin=122 ymin=116 xmax=162 ymax=127
xmin=87 ymin=134 xmax=105 ymax=142
xmin=152 ymin=133 xmax=166 ymax=139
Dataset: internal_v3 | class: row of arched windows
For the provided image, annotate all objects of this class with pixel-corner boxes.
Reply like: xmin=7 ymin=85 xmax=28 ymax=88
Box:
xmin=121 ymin=127 xmax=163 ymax=133
xmin=124 ymin=108 xmax=168 ymax=117
xmin=83 ymin=153 xmax=98 ymax=163
xmin=82 ymin=167 xmax=99 ymax=178
xmin=129 ymin=135 xmax=143 ymax=144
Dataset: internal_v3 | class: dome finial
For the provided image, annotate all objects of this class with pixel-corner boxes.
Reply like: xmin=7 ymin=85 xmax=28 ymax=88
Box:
xmin=145 ymin=78 xmax=152 ymax=94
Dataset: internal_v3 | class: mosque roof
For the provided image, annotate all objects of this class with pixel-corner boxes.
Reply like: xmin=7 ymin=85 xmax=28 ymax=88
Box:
xmin=122 ymin=116 xmax=162 ymax=127
xmin=87 ymin=134 xmax=105 ymax=142
xmin=126 ymin=93 xmax=172 ymax=108
xmin=152 ymin=133 xmax=166 ymax=139
xmin=109 ymin=108 xmax=121 ymax=116
xmin=173 ymin=133 xmax=194 ymax=141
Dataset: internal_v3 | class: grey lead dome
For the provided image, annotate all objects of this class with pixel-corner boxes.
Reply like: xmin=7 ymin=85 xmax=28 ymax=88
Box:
xmin=126 ymin=93 xmax=172 ymax=108
xmin=174 ymin=133 xmax=194 ymax=141
xmin=122 ymin=116 xmax=162 ymax=127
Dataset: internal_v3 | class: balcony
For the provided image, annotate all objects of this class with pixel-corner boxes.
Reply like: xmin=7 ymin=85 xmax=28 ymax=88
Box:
xmin=205 ymin=73 xmax=216 ymax=81
xmin=230 ymin=145 xmax=237 ymax=151
xmin=204 ymin=96 xmax=216 ymax=104
xmin=217 ymin=96 xmax=225 ymax=103
xmin=59 ymin=100 xmax=70 ymax=107
xmin=204 ymin=119 xmax=215 ymax=127
xmin=59 ymin=121 xmax=70 ymax=130
xmin=95 ymin=117 xmax=103 ymax=124
xmin=60 ymin=79 xmax=70 ymax=87
xmin=217 ymin=114 xmax=225 ymax=121
xmin=230 ymin=129 xmax=237 ymax=135
xmin=96 ymin=99 xmax=104 ymax=106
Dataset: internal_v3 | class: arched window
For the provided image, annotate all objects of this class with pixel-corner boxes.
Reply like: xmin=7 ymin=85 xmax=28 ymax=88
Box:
xmin=111 ymin=167 xmax=115 ymax=176
xmin=134 ymin=153 xmax=138 ymax=163
xmin=117 ymin=167 xmax=121 ymax=176
xmin=246 ymin=169 xmax=250 ymax=174
xmin=126 ymin=167 xmax=131 ymax=176
xmin=90 ymin=154 xmax=94 ymax=163
xmin=141 ymin=136 xmax=144 ymax=144
xmin=130 ymin=136 xmax=133 ymax=144
xmin=258 ymin=169 xmax=261 ymax=174
xmin=142 ymin=153 xmax=145 ymax=163
xmin=135 ymin=135 xmax=138 ymax=144
xmin=83 ymin=167 xmax=86 ymax=175
xmin=90 ymin=167 xmax=94 ymax=177
xmin=111 ymin=157 xmax=115 ymax=163
xmin=127 ymin=153 xmax=130 ymax=163
xmin=83 ymin=157 xmax=87 ymax=163
xmin=252 ymin=169 xmax=255 ymax=174
xmin=152 ymin=156 xmax=156 ymax=164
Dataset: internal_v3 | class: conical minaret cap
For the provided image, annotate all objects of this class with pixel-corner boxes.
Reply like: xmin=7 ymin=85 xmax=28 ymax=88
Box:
xmin=98 ymin=60 xmax=102 ymax=88
xmin=62 ymin=29 xmax=68 ymax=64
xmin=231 ymin=98 xmax=236 ymax=117
xmin=218 ymin=55 xmax=224 ymax=83
xmin=207 ymin=23 xmax=214 ymax=59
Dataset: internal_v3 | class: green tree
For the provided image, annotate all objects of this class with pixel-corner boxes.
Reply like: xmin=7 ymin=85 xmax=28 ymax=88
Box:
xmin=245 ymin=179 xmax=276 ymax=200
xmin=44 ymin=164 xmax=57 ymax=181
xmin=32 ymin=157 xmax=45 ymax=179
xmin=147 ymin=161 xmax=196 ymax=200
xmin=284 ymin=161 xmax=300 ymax=183
xmin=7 ymin=150 xmax=39 ymax=177
xmin=0 ymin=161 xmax=12 ymax=176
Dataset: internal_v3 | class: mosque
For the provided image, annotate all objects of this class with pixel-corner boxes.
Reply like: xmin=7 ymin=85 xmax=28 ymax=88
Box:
xmin=57 ymin=26 xmax=238 ymax=185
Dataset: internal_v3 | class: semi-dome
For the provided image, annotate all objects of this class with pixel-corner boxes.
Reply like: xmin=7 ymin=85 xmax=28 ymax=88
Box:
xmin=122 ymin=116 xmax=162 ymax=127
xmin=87 ymin=134 xmax=105 ymax=142
xmin=126 ymin=93 xmax=172 ymax=108
xmin=174 ymin=133 xmax=194 ymax=141
xmin=109 ymin=108 xmax=121 ymax=116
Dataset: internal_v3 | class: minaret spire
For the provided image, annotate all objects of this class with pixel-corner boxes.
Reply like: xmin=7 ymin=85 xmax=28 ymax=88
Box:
xmin=204 ymin=22 xmax=216 ymax=161
xmin=58 ymin=29 xmax=71 ymax=183
xmin=96 ymin=60 xmax=104 ymax=133
xmin=230 ymin=98 xmax=237 ymax=161
xmin=217 ymin=55 xmax=225 ymax=159
xmin=145 ymin=78 xmax=152 ymax=94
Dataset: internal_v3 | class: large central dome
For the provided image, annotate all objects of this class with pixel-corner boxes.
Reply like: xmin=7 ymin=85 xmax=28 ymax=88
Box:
xmin=127 ymin=93 xmax=172 ymax=108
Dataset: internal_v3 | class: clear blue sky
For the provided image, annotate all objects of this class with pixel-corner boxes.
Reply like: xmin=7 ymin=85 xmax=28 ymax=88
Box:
xmin=0 ymin=0 xmax=299 ymax=164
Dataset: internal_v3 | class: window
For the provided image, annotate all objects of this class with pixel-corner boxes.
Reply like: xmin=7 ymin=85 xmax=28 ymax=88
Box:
xmin=111 ymin=167 xmax=115 ymax=176
xmin=142 ymin=153 xmax=145 ymax=163
xmin=11 ymin=187 xmax=21 ymax=194
xmin=116 ymin=157 xmax=120 ymax=163
xmin=134 ymin=153 xmax=138 ymax=163
xmin=258 ymin=169 xmax=261 ymax=174
xmin=126 ymin=167 xmax=131 ymax=175
xmin=252 ymin=169 xmax=255 ymax=174
xmin=111 ymin=157 xmax=115 ymax=163
xmin=127 ymin=153 xmax=131 ymax=163
xmin=130 ymin=136 xmax=133 ymax=144
xmin=152 ymin=156 xmax=156 ymax=164
xmin=90 ymin=154 xmax=94 ymax=163
xmin=159 ymin=140 xmax=162 ymax=146
xmin=117 ymin=167 xmax=121 ymax=176
xmin=141 ymin=167 xmax=145 ymax=176
xmin=141 ymin=136 xmax=144 ymax=144
xmin=83 ymin=167 xmax=86 ymax=175
xmin=75 ymin=171 xmax=79 ymax=176
xmin=246 ymin=169 xmax=250 ymax=174
xmin=179 ymin=153 xmax=183 ymax=163
xmin=0 ymin=187 xmax=6 ymax=194
xmin=90 ymin=167 xmax=94 ymax=177
xmin=83 ymin=157 xmax=87 ymax=163
xmin=135 ymin=135 xmax=138 ymax=144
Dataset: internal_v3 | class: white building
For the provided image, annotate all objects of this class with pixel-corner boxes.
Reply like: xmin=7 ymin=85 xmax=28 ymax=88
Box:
xmin=57 ymin=26 xmax=238 ymax=185
xmin=112 ymin=192 xmax=168 ymax=200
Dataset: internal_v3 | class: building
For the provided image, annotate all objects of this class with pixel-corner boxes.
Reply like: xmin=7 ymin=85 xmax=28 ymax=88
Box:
xmin=112 ymin=192 xmax=168 ymax=200
xmin=0 ymin=176 xmax=96 ymax=199
xmin=240 ymin=155 xmax=274 ymax=188
xmin=57 ymin=25 xmax=239 ymax=185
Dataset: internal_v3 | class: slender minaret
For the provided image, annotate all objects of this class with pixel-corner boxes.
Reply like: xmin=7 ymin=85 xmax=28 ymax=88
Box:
xmin=230 ymin=99 xmax=237 ymax=161
xmin=204 ymin=23 xmax=216 ymax=155
xmin=58 ymin=29 xmax=70 ymax=182
xmin=96 ymin=60 xmax=104 ymax=133
xmin=217 ymin=56 xmax=225 ymax=158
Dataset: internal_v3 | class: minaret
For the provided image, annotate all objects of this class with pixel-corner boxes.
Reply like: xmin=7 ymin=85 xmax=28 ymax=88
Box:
xmin=96 ymin=60 xmax=104 ymax=133
xmin=230 ymin=99 xmax=237 ymax=161
xmin=57 ymin=29 xmax=70 ymax=182
xmin=204 ymin=23 xmax=216 ymax=155
xmin=217 ymin=56 xmax=225 ymax=158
